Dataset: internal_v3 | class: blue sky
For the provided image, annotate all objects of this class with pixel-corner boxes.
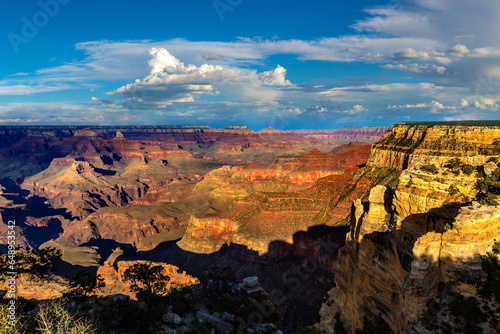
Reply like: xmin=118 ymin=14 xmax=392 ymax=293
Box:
xmin=1 ymin=0 xmax=500 ymax=130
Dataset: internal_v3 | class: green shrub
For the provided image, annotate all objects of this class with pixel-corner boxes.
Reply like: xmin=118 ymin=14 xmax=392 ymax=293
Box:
xmin=123 ymin=263 xmax=170 ymax=305
xmin=493 ymin=240 xmax=500 ymax=254
xmin=462 ymin=165 xmax=475 ymax=175
xmin=444 ymin=157 xmax=463 ymax=169
xmin=17 ymin=247 xmax=62 ymax=280
xmin=186 ymin=317 xmax=214 ymax=334
xmin=88 ymin=296 xmax=154 ymax=332
xmin=64 ymin=269 xmax=105 ymax=297
xmin=476 ymin=169 xmax=500 ymax=205
xmin=448 ymin=185 xmax=460 ymax=196
xmin=166 ymin=288 xmax=193 ymax=315
xmin=481 ymin=192 xmax=499 ymax=206
xmin=420 ymin=165 xmax=439 ymax=174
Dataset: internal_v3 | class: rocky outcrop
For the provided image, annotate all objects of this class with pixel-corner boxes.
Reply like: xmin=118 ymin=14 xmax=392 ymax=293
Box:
xmin=319 ymin=123 xmax=500 ymax=334
xmin=177 ymin=216 xmax=238 ymax=253
xmin=96 ymin=260 xmax=199 ymax=295
xmin=20 ymin=137 xmax=208 ymax=219
xmin=350 ymin=185 xmax=392 ymax=242
xmin=320 ymin=190 xmax=500 ymax=333
xmin=368 ymin=122 xmax=500 ymax=170
xmin=59 ymin=204 xmax=185 ymax=246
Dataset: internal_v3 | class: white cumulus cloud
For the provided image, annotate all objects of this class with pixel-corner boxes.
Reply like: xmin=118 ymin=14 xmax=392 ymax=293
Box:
xmin=449 ymin=44 xmax=470 ymax=57
xmin=259 ymin=65 xmax=292 ymax=87
xmin=108 ymin=48 xmax=249 ymax=107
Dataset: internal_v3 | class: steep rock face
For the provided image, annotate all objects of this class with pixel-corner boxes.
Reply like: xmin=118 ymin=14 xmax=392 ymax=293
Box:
xmin=319 ymin=123 xmax=500 ymax=333
xmin=177 ymin=216 xmax=238 ymax=254
xmin=368 ymin=122 xmax=500 ymax=170
xmin=329 ymin=142 xmax=371 ymax=155
xmin=320 ymin=190 xmax=500 ymax=333
xmin=178 ymin=144 xmax=378 ymax=255
xmin=439 ymin=203 xmax=500 ymax=289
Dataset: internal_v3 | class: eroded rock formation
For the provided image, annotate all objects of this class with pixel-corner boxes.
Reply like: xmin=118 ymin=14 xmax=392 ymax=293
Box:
xmin=97 ymin=260 xmax=199 ymax=295
xmin=319 ymin=122 xmax=500 ymax=333
xmin=368 ymin=122 xmax=500 ymax=170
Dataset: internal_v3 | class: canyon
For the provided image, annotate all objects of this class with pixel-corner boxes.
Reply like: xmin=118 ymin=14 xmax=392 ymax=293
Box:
xmin=0 ymin=125 xmax=387 ymax=332
xmin=1 ymin=122 xmax=499 ymax=333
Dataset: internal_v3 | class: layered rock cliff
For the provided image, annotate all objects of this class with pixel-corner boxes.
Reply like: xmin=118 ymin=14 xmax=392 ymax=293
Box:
xmin=59 ymin=203 xmax=185 ymax=246
xmin=368 ymin=122 xmax=500 ymax=170
xmin=319 ymin=122 xmax=500 ymax=333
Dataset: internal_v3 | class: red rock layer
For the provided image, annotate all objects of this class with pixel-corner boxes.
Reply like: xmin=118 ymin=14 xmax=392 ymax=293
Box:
xmin=178 ymin=145 xmax=375 ymax=255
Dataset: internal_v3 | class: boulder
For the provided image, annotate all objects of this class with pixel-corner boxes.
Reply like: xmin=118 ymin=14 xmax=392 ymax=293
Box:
xmin=196 ymin=311 xmax=234 ymax=333
xmin=162 ymin=312 xmax=181 ymax=325
xmin=483 ymin=161 xmax=498 ymax=176
xmin=243 ymin=276 xmax=259 ymax=289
